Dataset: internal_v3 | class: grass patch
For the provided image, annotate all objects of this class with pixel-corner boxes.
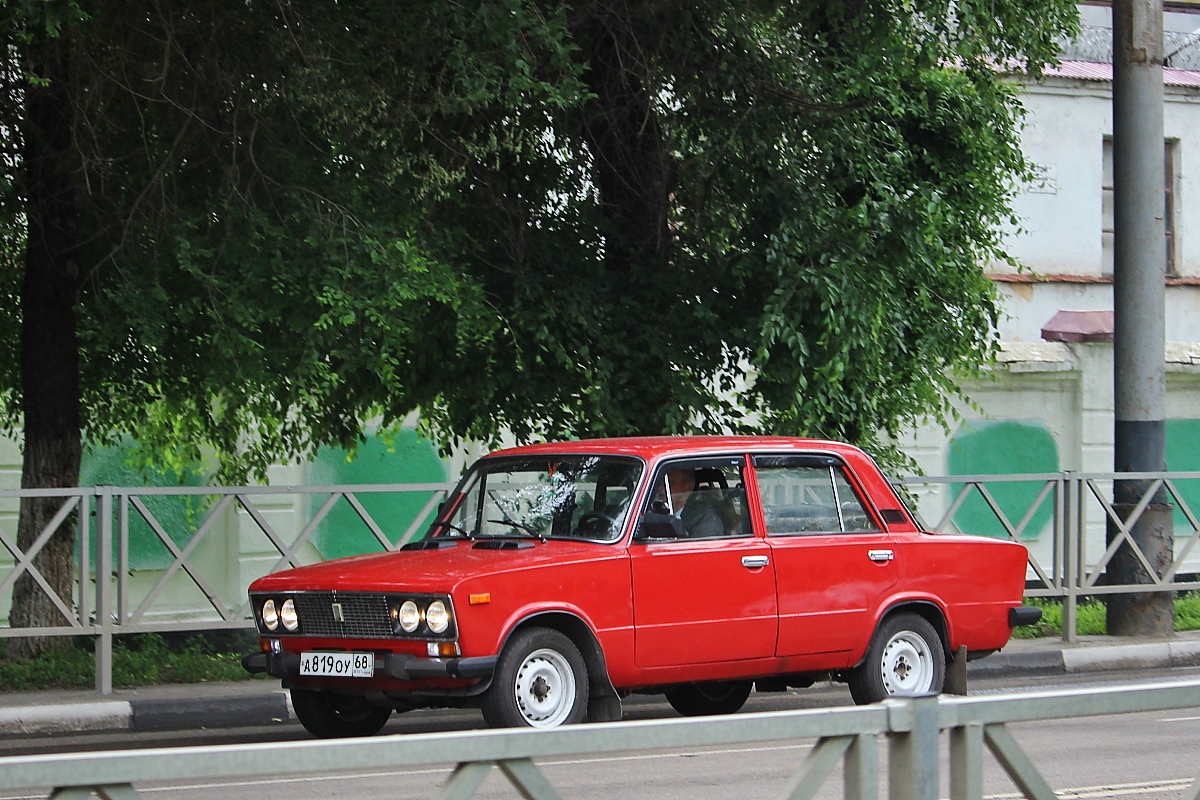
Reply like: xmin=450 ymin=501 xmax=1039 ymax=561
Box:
xmin=1012 ymin=593 xmax=1200 ymax=638
xmin=0 ymin=632 xmax=264 ymax=692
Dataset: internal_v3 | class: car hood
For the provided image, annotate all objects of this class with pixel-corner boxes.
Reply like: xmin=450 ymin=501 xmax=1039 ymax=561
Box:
xmin=248 ymin=539 xmax=622 ymax=594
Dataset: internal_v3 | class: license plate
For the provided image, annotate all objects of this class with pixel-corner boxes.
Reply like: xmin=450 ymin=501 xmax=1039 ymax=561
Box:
xmin=299 ymin=651 xmax=374 ymax=678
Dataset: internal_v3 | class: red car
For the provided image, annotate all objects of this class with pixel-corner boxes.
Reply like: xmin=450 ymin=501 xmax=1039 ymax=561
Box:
xmin=244 ymin=436 xmax=1038 ymax=738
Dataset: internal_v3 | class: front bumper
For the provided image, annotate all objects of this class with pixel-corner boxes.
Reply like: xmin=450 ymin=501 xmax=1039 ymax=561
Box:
xmin=242 ymin=650 xmax=497 ymax=681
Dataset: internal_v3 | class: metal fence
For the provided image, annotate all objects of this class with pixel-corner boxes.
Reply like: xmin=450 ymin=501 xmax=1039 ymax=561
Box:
xmin=0 ymin=680 xmax=1197 ymax=800
xmin=900 ymin=471 xmax=1200 ymax=642
xmin=0 ymin=482 xmax=454 ymax=693
xmin=2 ymin=471 xmax=1199 ymax=693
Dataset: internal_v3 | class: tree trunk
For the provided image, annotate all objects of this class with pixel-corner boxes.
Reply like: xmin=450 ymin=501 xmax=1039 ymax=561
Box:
xmin=10 ymin=33 xmax=83 ymax=659
xmin=572 ymin=7 xmax=680 ymax=433
xmin=575 ymin=9 xmax=673 ymax=277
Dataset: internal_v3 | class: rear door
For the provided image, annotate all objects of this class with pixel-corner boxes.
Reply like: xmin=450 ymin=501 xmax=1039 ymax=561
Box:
xmin=750 ymin=454 xmax=898 ymax=665
xmin=629 ymin=456 xmax=778 ymax=667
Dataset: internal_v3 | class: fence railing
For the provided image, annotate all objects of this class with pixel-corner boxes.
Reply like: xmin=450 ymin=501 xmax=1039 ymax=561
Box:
xmin=0 ymin=482 xmax=454 ymax=693
xmin=0 ymin=681 xmax=1197 ymax=800
xmin=900 ymin=471 xmax=1200 ymax=642
xmin=1 ymin=471 xmax=1198 ymax=693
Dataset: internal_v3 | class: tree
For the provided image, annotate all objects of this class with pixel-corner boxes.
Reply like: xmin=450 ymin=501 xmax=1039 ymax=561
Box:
xmin=1 ymin=0 xmax=1077 ymax=655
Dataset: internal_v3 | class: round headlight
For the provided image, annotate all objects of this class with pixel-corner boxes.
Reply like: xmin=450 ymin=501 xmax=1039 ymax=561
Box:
xmin=280 ymin=598 xmax=299 ymax=631
xmin=398 ymin=600 xmax=420 ymax=633
xmin=261 ymin=599 xmax=279 ymax=631
xmin=426 ymin=600 xmax=450 ymax=634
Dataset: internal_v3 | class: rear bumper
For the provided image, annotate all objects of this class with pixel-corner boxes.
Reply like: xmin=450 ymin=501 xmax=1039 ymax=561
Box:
xmin=1009 ymin=605 xmax=1043 ymax=627
xmin=242 ymin=650 xmax=497 ymax=681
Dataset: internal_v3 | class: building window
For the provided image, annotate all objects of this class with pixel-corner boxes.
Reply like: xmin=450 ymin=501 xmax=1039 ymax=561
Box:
xmin=1102 ymin=138 xmax=1178 ymax=276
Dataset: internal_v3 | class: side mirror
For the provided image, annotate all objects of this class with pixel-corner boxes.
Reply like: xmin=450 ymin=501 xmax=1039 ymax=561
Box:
xmin=635 ymin=509 xmax=684 ymax=541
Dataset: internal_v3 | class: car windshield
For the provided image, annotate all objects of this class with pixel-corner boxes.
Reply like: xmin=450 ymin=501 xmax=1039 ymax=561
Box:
xmin=432 ymin=455 xmax=644 ymax=543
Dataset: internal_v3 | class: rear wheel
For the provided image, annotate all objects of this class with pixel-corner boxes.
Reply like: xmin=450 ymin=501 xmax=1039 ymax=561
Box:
xmin=848 ymin=612 xmax=945 ymax=704
xmin=290 ymin=688 xmax=392 ymax=738
xmin=482 ymin=627 xmax=589 ymax=729
xmin=665 ymin=681 xmax=752 ymax=717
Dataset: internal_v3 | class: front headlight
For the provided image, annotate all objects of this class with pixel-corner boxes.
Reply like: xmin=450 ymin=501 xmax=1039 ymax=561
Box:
xmin=426 ymin=600 xmax=450 ymax=634
xmin=398 ymin=600 xmax=420 ymax=633
xmin=261 ymin=598 xmax=279 ymax=631
xmin=280 ymin=598 xmax=299 ymax=631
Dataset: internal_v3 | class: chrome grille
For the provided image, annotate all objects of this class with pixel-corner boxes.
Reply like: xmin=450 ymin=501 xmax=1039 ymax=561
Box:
xmin=292 ymin=592 xmax=391 ymax=638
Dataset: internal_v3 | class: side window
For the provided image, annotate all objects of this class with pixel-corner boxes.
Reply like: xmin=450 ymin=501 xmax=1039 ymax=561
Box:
xmin=639 ymin=458 xmax=750 ymax=539
xmin=833 ymin=469 xmax=881 ymax=532
xmin=755 ymin=455 xmax=880 ymax=535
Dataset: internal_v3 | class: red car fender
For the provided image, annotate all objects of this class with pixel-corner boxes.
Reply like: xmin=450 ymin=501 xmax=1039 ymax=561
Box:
xmin=851 ymin=593 xmax=952 ymax=667
xmin=487 ymin=602 xmax=622 ymax=697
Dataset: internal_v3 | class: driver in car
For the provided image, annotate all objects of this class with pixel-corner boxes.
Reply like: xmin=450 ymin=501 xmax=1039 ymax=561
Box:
xmin=667 ymin=469 xmax=725 ymax=538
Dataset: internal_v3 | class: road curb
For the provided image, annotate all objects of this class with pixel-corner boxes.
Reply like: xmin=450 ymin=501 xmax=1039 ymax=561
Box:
xmin=968 ymin=649 xmax=1066 ymax=676
xmin=0 ymin=701 xmax=133 ymax=736
xmin=0 ymin=691 xmax=294 ymax=737
xmin=130 ymin=692 xmax=293 ymax=732
xmin=1062 ymin=639 xmax=1200 ymax=672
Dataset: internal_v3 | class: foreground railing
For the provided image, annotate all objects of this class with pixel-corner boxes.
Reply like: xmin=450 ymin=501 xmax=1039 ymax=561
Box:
xmin=2 ymin=471 xmax=1200 ymax=692
xmin=0 ymin=681 xmax=1197 ymax=800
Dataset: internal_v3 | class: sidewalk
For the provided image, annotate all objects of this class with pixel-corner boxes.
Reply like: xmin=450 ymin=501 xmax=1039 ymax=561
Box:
xmin=3 ymin=632 xmax=1200 ymax=737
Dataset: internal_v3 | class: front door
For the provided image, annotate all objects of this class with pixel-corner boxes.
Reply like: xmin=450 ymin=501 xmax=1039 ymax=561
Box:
xmin=629 ymin=456 xmax=778 ymax=668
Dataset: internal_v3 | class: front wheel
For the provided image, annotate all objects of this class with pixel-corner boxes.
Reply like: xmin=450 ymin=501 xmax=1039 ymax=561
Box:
xmin=848 ymin=612 xmax=945 ymax=705
xmin=665 ymin=681 xmax=752 ymax=717
xmin=290 ymin=688 xmax=392 ymax=738
xmin=482 ymin=627 xmax=589 ymax=729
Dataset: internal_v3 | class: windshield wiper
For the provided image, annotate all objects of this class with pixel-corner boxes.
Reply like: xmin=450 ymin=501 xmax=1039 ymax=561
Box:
xmin=484 ymin=491 xmax=547 ymax=541
xmin=485 ymin=518 xmax=547 ymax=542
xmin=431 ymin=520 xmax=477 ymax=539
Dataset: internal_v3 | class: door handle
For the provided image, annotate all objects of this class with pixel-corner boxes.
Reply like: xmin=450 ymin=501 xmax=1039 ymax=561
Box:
xmin=868 ymin=549 xmax=894 ymax=563
xmin=741 ymin=555 xmax=769 ymax=569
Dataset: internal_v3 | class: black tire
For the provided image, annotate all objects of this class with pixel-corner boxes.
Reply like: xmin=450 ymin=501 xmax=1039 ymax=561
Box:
xmin=482 ymin=627 xmax=589 ymax=729
xmin=848 ymin=612 xmax=945 ymax=705
xmin=665 ymin=681 xmax=752 ymax=717
xmin=290 ymin=688 xmax=392 ymax=738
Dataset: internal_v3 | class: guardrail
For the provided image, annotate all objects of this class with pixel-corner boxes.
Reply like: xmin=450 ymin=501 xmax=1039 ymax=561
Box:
xmin=900 ymin=471 xmax=1200 ymax=643
xmin=0 ymin=482 xmax=453 ymax=693
xmin=2 ymin=471 xmax=1199 ymax=693
xmin=0 ymin=681 xmax=1197 ymax=800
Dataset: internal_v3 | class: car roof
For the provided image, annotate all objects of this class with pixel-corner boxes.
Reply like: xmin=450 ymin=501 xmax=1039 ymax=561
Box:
xmin=486 ymin=435 xmax=868 ymax=462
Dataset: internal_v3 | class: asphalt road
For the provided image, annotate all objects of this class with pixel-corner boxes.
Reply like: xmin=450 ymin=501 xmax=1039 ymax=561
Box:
xmin=2 ymin=666 xmax=1199 ymax=800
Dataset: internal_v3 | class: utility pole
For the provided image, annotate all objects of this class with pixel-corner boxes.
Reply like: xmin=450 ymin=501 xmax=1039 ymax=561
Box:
xmin=1108 ymin=0 xmax=1174 ymax=635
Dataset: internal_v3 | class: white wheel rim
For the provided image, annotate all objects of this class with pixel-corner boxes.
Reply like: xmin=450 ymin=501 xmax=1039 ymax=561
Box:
xmin=513 ymin=647 xmax=576 ymax=727
xmin=880 ymin=630 xmax=935 ymax=696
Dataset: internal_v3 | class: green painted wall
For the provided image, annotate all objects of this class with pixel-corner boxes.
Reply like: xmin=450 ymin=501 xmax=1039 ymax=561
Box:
xmin=79 ymin=438 xmax=210 ymax=570
xmin=308 ymin=430 xmax=448 ymax=559
xmin=1166 ymin=419 xmax=1200 ymax=531
xmin=947 ymin=420 xmax=1059 ymax=540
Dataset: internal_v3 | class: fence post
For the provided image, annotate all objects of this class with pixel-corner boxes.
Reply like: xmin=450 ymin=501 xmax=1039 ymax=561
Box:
xmin=887 ymin=695 xmax=939 ymax=800
xmin=94 ymin=487 xmax=114 ymax=695
xmin=1063 ymin=473 xmax=1080 ymax=643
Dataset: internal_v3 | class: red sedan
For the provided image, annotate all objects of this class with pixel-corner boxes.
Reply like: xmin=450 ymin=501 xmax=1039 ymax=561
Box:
xmin=244 ymin=436 xmax=1038 ymax=737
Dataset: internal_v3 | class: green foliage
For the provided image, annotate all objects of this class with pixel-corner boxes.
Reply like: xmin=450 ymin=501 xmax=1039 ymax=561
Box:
xmin=0 ymin=634 xmax=256 ymax=691
xmin=0 ymin=0 xmax=1081 ymax=481
xmin=1011 ymin=595 xmax=1200 ymax=639
xmin=1174 ymin=592 xmax=1200 ymax=631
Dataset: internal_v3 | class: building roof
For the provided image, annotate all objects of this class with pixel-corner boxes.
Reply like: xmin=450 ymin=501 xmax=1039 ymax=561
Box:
xmin=1045 ymin=60 xmax=1200 ymax=88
